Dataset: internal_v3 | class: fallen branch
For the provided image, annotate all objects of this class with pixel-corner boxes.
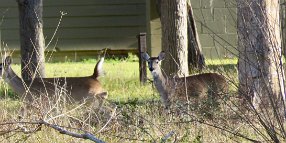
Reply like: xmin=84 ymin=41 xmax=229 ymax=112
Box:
xmin=0 ymin=120 xmax=105 ymax=143
xmin=38 ymin=120 xmax=104 ymax=143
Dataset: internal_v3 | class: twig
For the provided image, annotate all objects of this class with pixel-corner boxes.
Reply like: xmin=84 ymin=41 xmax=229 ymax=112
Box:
xmin=45 ymin=100 xmax=87 ymax=122
xmin=39 ymin=120 xmax=105 ymax=143
xmin=0 ymin=9 xmax=8 ymax=27
xmin=45 ymin=11 xmax=67 ymax=49
xmin=97 ymin=106 xmax=117 ymax=133
xmin=161 ymin=131 xmax=175 ymax=142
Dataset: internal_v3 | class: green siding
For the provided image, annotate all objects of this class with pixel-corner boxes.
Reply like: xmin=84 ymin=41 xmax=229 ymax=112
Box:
xmin=147 ymin=0 xmax=238 ymax=59
xmin=0 ymin=0 xmax=146 ymax=52
xmin=1 ymin=0 xmax=239 ymax=59
xmin=0 ymin=0 xmax=145 ymax=7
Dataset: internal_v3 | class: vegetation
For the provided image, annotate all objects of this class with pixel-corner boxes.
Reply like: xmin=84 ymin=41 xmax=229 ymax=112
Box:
xmin=0 ymin=56 xmax=279 ymax=142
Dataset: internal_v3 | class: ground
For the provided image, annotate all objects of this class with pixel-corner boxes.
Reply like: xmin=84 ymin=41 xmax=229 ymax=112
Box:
xmin=0 ymin=56 xmax=283 ymax=142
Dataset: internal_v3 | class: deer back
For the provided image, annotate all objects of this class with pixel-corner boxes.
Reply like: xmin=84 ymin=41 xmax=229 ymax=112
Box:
xmin=171 ymin=73 xmax=227 ymax=102
xmin=0 ymin=56 xmax=107 ymax=103
xmin=24 ymin=76 xmax=105 ymax=102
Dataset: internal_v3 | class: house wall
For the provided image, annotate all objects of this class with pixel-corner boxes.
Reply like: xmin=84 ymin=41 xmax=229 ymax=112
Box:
xmin=1 ymin=0 xmax=239 ymax=60
xmin=0 ymin=0 xmax=146 ymax=60
xmin=147 ymin=0 xmax=238 ymax=59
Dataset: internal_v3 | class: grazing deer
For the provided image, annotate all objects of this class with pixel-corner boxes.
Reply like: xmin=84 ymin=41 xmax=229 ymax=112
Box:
xmin=0 ymin=56 xmax=107 ymax=104
xmin=142 ymin=51 xmax=227 ymax=108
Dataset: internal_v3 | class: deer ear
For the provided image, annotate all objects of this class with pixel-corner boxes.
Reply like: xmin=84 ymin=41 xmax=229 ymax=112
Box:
xmin=142 ymin=52 xmax=150 ymax=61
xmin=4 ymin=56 xmax=12 ymax=66
xmin=158 ymin=51 xmax=166 ymax=61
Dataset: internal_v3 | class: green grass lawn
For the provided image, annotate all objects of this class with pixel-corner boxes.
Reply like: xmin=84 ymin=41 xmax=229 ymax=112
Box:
xmin=4 ymin=57 xmax=238 ymax=101
xmin=2 ymin=57 xmax=274 ymax=143
xmin=5 ymin=58 xmax=158 ymax=102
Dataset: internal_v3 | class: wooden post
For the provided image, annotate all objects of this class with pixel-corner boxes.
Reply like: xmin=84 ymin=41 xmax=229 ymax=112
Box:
xmin=137 ymin=33 xmax=147 ymax=84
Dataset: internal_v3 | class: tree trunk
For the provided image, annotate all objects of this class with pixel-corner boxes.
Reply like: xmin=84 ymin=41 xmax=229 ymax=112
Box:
xmin=156 ymin=0 xmax=205 ymax=72
xmin=237 ymin=0 xmax=285 ymax=110
xmin=18 ymin=0 xmax=45 ymax=80
xmin=187 ymin=1 xmax=205 ymax=71
xmin=160 ymin=0 xmax=188 ymax=77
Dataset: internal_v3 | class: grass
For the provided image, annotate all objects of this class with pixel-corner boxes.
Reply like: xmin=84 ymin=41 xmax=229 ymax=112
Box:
xmin=7 ymin=58 xmax=157 ymax=102
xmin=7 ymin=57 xmax=238 ymax=102
xmin=1 ymin=57 xmax=271 ymax=143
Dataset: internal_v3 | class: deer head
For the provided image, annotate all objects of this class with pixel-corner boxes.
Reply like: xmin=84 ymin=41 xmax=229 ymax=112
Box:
xmin=0 ymin=56 xmax=12 ymax=78
xmin=142 ymin=51 xmax=166 ymax=78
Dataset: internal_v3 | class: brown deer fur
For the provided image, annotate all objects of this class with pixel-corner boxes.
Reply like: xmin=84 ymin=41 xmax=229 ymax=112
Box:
xmin=0 ymin=56 xmax=107 ymax=103
xmin=142 ymin=51 xmax=227 ymax=108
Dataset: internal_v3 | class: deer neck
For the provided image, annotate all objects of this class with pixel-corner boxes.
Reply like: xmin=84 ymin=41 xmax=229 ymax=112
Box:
xmin=152 ymin=69 xmax=171 ymax=107
xmin=4 ymin=67 xmax=25 ymax=95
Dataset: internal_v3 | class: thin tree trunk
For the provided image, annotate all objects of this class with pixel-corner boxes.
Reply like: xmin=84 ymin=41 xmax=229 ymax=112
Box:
xmin=238 ymin=0 xmax=285 ymax=110
xmin=17 ymin=0 xmax=45 ymax=80
xmin=187 ymin=1 xmax=205 ymax=71
xmin=160 ymin=0 xmax=188 ymax=77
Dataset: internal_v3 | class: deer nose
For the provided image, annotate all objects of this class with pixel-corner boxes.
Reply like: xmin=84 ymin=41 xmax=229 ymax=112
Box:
xmin=149 ymin=67 xmax=154 ymax=71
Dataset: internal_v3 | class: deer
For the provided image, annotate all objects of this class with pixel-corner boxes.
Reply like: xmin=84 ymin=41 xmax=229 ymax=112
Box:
xmin=142 ymin=51 xmax=228 ymax=109
xmin=0 ymin=56 xmax=107 ymax=105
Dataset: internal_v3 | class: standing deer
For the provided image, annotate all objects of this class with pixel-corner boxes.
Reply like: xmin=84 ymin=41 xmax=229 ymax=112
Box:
xmin=0 ymin=56 xmax=107 ymax=104
xmin=142 ymin=51 xmax=227 ymax=108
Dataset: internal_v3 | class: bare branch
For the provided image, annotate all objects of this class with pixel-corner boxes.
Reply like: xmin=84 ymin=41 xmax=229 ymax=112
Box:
xmin=39 ymin=120 xmax=105 ymax=143
xmin=97 ymin=106 xmax=117 ymax=133
xmin=45 ymin=11 xmax=67 ymax=49
xmin=0 ymin=120 xmax=105 ymax=143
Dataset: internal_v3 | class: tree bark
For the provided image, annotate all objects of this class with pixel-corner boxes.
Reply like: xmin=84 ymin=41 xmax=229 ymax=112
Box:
xmin=237 ymin=0 xmax=285 ymax=109
xmin=187 ymin=1 xmax=205 ymax=71
xmin=18 ymin=0 xmax=45 ymax=80
xmin=156 ymin=0 xmax=205 ymax=72
xmin=160 ymin=0 xmax=188 ymax=77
